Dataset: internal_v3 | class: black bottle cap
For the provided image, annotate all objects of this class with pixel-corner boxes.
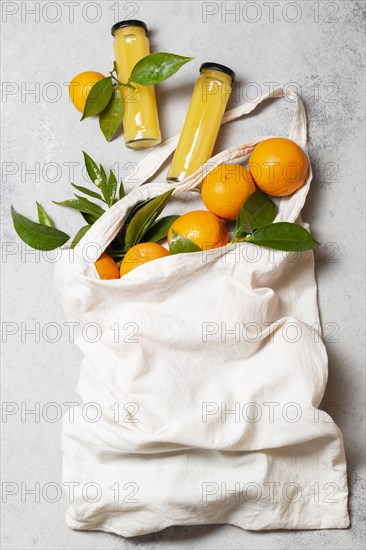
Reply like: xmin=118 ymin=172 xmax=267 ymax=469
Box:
xmin=111 ymin=20 xmax=148 ymax=36
xmin=199 ymin=62 xmax=235 ymax=81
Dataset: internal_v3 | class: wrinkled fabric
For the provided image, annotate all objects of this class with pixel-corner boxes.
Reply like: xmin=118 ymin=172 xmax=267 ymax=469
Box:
xmin=55 ymin=90 xmax=349 ymax=537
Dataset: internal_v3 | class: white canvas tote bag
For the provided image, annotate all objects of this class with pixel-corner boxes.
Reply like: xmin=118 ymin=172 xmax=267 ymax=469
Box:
xmin=55 ymin=88 xmax=349 ymax=536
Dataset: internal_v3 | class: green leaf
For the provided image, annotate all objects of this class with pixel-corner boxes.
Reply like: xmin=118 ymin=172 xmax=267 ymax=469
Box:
xmin=247 ymin=222 xmax=319 ymax=251
xmin=83 ymin=151 xmax=103 ymax=187
xmin=107 ymin=170 xmax=118 ymax=207
xmin=80 ymin=211 xmax=98 ymax=225
xmin=99 ymin=164 xmax=108 ymax=205
xmin=53 ymin=196 xmax=105 ymax=219
xmin=101 ymin=169 xmax=118 ymax=207
xmin=99 ymin=88 xmax=124 ymax=141
xmin=169 ymin=230 xmax=202 ymax=255
xmin=71 ymin=195 xmax=106 ymax=217
xmin=119 ymin=179 xmax=125 ymax=200
xmin=100 ymin=164 xmax=108 ymax=185
xmin=129 ymin=53 xmax=194 ymax=86
xmin=143 ymin=215 xmax=179 ymax=243
xmin=124 ymin=190 xmax=174 ymax=250
xmin=81 ymin=76 xmax=113 ymax=120
xmin=36 ymin=202 xmax=54 ymax=228
xmin=11 ymin=206 xmax=69 ymax=251
xmin=117 ymin=199 xmax=150 ymax=247
xmin=118 ymin=200 xmax=142 ymax=231
xmin=70 ymin=225 xmax=91 ymax=248
xmin=70 ymin=183 xmax=104 ymax=201
xmin=234 ymin=189 xmax=277 ymax=238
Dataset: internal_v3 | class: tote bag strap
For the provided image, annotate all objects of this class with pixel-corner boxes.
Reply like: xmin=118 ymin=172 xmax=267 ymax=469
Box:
xmin=78 ymin=87 xmax=309 ymax=253
xmin=123 ymin=86 xmax=307 ymax=193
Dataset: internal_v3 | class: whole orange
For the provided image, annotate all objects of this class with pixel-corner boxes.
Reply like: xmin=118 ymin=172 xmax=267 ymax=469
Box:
xmin=95 ymin=253 xmax=120 ymax=280
xmin=201 ymin=163 xmax=256 ymax=220
xmin=248 ymin=137 xmax=308 ymax=196
xmin=69 ymin=71 xmax=105 ymax=113
xmin=167 ymin=210 xmax=229 ymax=251
xmin=120 ymin=242 xmax=169 ymax=277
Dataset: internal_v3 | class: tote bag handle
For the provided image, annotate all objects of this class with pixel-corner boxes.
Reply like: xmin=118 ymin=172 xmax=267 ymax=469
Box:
xmin=123 ymin=86 xmax=307 ymax=193
xmin=78 ymin=87 xmax=310 ymax=253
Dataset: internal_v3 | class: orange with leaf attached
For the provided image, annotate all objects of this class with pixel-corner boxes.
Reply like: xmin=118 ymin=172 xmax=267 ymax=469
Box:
xmin=69 ymin=71 xmax=105 ymax=113
xmin=201 ymin=163 xmax=256 ymax=220
xmin=167 ymin=210 xmax=229 ymax=250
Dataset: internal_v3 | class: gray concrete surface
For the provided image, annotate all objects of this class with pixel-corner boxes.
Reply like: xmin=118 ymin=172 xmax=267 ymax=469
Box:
xmin=1 ymin=1 xmax=365 ymax=548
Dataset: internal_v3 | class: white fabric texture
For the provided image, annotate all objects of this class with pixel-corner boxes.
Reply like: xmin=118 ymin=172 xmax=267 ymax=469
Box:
xmin=55 ymin=89 xmax=349 ymax=537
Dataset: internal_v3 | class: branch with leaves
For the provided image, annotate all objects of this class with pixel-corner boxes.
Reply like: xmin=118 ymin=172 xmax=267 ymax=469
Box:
xmin=81 ymin=53 xmax=194 ymax=141
xmin=231 ymin=190 xmax=318 ymax=251
xmin=11 ymin=152 xmax=178 ymax=261
xmin=169 ymin=189 xmax=319 ymax=254
xmin=11 ymin=167 xmax=318 ymax=261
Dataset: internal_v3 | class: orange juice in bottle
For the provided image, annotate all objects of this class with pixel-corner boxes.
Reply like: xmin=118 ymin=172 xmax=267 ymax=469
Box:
xmin=167 ymin=63 xmax=235 ymax=182
xmin=112 ymin=20 xmax=161 ymax=149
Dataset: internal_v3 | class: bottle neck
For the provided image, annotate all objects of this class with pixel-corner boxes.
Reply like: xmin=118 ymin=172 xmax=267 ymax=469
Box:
xmin=114 ymin=26 xmax=147 ymax=38
xmin=200 ymin=68 xmax=233 ymax=85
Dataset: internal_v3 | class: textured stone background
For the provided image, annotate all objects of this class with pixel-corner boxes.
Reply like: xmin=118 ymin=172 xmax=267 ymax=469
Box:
xmin=1 ymin=1 xmax=365 ymax=548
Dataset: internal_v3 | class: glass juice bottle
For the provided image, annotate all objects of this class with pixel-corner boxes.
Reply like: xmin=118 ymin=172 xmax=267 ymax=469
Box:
xmin=112 ymin=20 xmax=161 ymax=149
xmin=167 ymin=62 xmax=235 ymax=182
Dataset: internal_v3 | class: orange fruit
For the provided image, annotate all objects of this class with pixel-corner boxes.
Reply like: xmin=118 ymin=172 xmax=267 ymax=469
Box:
xmin=95 ymin=253 xmax=120 ymax=280
xmin=69 ymin=71 xmax=105 ymax=113
xmin=120 ymin=242 xmax=169 ymax=277
xmin=248 ymin=137 xmax=308 ymax=196
xmin=167 ymin=210 xmax=229 ymax=250
xmin=201 ymin=163 xmax=256 ymax=220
